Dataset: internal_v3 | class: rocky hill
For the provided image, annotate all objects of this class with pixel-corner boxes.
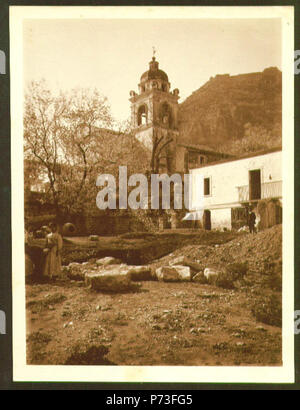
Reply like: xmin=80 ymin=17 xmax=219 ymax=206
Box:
xmin=178 ymin=67 xmax=282 ymax=155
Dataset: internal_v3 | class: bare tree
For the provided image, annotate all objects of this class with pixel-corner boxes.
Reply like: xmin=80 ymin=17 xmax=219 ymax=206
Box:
xmin=24 ymin=81 xmax=149 ymax=216
xmin=24 ymin=81 xmax=114 ymax=216
xmin=150 ymin=130 xmax=173 ymax=173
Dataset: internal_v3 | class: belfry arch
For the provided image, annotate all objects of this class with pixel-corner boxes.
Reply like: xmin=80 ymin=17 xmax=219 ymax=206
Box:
xmin=159 ymin=101 xmax=173 ymax=128
xmin=137 ymin=104 xmax=148 ymax=126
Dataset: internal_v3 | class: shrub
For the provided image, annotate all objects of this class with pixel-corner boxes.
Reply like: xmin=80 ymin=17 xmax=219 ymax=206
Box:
xmin=214 ymin=271 xmax=236 ymax=289
xmin=225 ymin=262 xmax=248 ymax=280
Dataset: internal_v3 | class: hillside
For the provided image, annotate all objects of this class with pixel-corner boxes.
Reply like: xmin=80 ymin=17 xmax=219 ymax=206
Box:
xmin=178 ymin=67 xmax=282 ymax=155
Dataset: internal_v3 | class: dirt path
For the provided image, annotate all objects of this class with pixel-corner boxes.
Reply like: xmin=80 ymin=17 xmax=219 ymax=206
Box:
xmin=26 ymin=279 xmax=281 ymax=366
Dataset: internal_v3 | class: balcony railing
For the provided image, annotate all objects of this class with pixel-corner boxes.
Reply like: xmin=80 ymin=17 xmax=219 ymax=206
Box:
xmin=237 ymin=181 xmax=282 ymax=202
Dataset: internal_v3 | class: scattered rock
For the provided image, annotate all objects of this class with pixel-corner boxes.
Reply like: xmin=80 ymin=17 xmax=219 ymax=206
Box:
xmin=63 ymin=222 xmax=76 ymax=236
xmin=67 ymin=262 xmax=86 ymax=281
xmin=173 ymin=265 xmax=191 ymax=281
xmin=156 ymin=265 xmax=191 ymax=282
xmin=169 ymin=256 xmax=188 ymax=266
xmin=204 ymin=267 xmax=221 ymax=280
xmin=238 ymin=225 xmax=249 ymax=232
xmin=169 ymin=256 xmax=202 ymax=275
xmin=89 ymin=235 xmax=99 ymax=241
xmin=85 ymin=266 xmax=140 ymax=292
xmin=126 ymin=265 xmax=153 ymax=281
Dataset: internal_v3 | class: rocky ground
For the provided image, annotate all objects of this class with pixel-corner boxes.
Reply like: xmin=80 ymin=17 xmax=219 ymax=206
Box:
xmin=26 ymin=225 xmax=282 ymax=366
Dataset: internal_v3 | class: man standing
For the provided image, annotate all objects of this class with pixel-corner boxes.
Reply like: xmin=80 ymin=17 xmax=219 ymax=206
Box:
xmin=248 ymin=209 xmax=256 ymax=234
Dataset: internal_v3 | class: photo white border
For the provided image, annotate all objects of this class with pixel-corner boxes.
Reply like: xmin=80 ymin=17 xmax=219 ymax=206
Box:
xmin=10 ymin=5 xmax=295 ymax=383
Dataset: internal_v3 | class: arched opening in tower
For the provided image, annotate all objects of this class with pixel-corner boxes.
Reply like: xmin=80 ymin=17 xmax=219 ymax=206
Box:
xmin=160 ymin=102 xmax=173 ymax=128
xmin=137 ymin=104 xmax=148 ymax=126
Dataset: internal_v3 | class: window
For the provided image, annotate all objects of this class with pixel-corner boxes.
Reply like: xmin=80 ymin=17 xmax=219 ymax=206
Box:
xmin=199 ymin=155 xmax=206 ymax=165
xmin=204 ymin=177 xmax=210 ymax=196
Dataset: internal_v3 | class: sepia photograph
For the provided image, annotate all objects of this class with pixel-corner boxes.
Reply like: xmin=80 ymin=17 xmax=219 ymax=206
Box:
xmin=10 ymin=6 xmax=294 ymax=383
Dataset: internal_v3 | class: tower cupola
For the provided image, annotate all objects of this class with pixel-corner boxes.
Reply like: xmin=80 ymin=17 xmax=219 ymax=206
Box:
xmin=139 ymin=57 xmax=170 ymax=93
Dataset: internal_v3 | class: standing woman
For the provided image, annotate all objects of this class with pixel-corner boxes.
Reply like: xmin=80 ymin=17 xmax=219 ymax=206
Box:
xmin=43 ymin=222 xmax=63 ymax=280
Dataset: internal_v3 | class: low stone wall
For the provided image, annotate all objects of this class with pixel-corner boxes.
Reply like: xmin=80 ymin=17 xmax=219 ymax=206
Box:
xmin=68 ymin=213 xmax=143 ymax=236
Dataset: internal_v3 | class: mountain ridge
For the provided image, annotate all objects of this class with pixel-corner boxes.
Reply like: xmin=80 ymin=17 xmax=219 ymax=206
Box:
xmin=178 ymin=67 xmax=282 ymax=155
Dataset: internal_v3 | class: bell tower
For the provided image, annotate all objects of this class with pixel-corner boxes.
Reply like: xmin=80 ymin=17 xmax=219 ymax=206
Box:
xmin=129 ymin=56 xmax=180 ymax=173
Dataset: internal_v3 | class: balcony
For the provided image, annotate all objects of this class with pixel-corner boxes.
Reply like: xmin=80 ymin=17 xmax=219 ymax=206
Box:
xmin=237 ymin=181 xmax=282 ymax=203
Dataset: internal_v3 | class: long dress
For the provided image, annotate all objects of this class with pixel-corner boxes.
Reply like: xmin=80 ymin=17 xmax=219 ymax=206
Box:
xmin=43 ymin=232 xmax=63 ymax=278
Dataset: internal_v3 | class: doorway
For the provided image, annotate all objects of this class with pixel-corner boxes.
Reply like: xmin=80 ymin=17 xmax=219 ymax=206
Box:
xmin=203 ymin=210 xmax=211 ymax=230
xmin=249 ymin=169 xmax=261 ymax=200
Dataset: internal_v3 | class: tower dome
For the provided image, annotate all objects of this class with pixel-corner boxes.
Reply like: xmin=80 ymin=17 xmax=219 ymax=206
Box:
xmin=139 ymin=57 xmax=170 ymax=93
xmin=140 ymin=57 xmax=169 ymax=82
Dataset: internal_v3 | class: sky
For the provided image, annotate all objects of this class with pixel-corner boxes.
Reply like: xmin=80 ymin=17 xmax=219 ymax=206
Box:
xmin=23 ymin=18 xmax=281 ymax=124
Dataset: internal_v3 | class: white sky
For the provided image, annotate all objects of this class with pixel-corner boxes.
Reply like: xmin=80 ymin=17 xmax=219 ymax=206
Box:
xmin=24 ymin=18 xmax=281 ymax=123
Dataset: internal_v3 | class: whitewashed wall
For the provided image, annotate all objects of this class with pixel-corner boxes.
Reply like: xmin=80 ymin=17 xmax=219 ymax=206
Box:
xmin=190 ymin=150 xmax=282 ymax=229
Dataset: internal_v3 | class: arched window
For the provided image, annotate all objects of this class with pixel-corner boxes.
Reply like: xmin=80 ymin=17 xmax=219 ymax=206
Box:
xmin=160 ymin=102 xmax=172 ymax=128
xmin=137 ymin=105 xmax=148 ymax=126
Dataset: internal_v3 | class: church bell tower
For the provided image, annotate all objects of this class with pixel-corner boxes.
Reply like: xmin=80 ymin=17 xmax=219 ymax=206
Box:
xmin=129 ymin=56 xmax=180 ymax=173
